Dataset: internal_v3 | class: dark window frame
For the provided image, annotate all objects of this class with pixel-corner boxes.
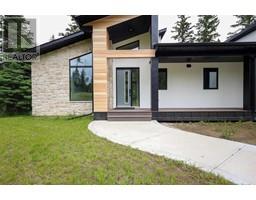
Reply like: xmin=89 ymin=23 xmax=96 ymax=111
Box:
xmin=158 ymin=68 xmax=167 ymax=90
xmin=203 ymin=68 xmax=219 ymax=90
xmin=116 ymin=40 xmax=140 ymax=50
xmin=69 ymin=52 xmax=93 ymax=102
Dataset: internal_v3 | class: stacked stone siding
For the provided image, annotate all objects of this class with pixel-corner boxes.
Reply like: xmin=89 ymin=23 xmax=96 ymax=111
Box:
xmin=32 ymin=39 xmax=93 ymax=116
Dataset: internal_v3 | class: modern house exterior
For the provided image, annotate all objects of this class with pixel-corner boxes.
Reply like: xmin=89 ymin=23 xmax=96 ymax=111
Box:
xmin=31 ymin=15 xmax=256 ymax=121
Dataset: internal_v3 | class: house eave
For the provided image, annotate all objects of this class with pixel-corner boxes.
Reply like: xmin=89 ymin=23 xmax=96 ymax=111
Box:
xmin=29 ymin=31 xmax=91 ymax=55
xmin=226 ymin=21 xmax=256 ymax=42
xmin=156 ymin=42 xmax=256 ymax=58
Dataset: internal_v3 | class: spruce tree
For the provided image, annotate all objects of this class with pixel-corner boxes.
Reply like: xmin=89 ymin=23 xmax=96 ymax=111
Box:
xmin=80 ymin=69 xmax=86 ymax=91
xmin=195 ymin=15 xmax=220 ymax=42
xmin=171 ymin=15 xmax=195 ymax=42
xmin=228 ymin=15 xmax=256 ymax=35
xmin=0 ymin=62 xmax=31 ymax=114
xmin=72 ymin=68 xmax=81 ymax=91
xmin=59 ymin=16 xmax=80 ymax=37
xmin=1 ymin=15 xmax=34 ymax=50
xmin=0 ymin=16 xmax=3 ymax=54
xmin=0 ymin=15 xmax=33 ymax=114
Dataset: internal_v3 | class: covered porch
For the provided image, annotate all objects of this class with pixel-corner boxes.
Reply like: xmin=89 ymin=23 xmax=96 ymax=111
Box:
xmin=151 ymin=42 xmax=256 ymax=121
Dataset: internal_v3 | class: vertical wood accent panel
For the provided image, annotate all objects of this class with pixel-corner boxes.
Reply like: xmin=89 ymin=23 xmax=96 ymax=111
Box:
xmin=91 ymin=16 xmax=155 ymax=112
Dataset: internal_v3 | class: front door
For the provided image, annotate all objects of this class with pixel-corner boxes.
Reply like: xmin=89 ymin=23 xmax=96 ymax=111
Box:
xmin=116 ymin=68 xmax=139 ymax=108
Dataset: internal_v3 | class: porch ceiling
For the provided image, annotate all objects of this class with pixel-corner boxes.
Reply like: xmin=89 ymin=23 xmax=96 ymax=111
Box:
xmin=107 ymin=15 xmax=151 ymax=44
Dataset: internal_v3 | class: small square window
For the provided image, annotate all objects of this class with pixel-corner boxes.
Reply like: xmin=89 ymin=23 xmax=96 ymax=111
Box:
xmin=203 ymin=68 xmax=218 ymax=89
xmin=159 ymin=68 xmax=167 ymax=90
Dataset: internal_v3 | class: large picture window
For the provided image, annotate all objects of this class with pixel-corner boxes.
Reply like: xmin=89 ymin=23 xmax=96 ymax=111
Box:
xmin=69 ymin=53 xmax=93 ymax=101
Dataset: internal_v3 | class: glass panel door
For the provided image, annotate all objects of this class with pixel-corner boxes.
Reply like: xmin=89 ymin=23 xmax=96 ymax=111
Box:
xmin=116 ymin=68 xmax=139 ymax=108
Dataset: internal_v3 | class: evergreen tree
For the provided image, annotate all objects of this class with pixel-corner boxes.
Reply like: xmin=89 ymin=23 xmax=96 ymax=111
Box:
xmin=0 ymin=16 xmax=3 ymax=64
xmin=0 ymin=15 xmax=34 ymax=50
xmin=195 ymin=15 xmax=220 ymax=42
xmin=0 ymin=15 xmax=33 ymax=114
xmin=0 ymin=16 xmax=3 ymax=54
xmin=80 ymin=69 xmax=86 ymax=91
xmin=59 ymin=16 xmax=80 ymax=37
xmin=171 ymin=15 xmax=195 ymax=42
xmin=72 ymin=68 xmax=81 ymax=91
xmin=0 ymin=62 xmax=31 ymax=114
xmin=228 ymin=15 xmax=256 ymax=35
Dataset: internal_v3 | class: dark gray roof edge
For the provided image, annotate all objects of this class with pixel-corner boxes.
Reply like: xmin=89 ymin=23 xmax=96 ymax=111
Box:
xmin=156 ymin=42 xmax=256 ymax=47
xmin=155 ymin=42 xmax=256 ymax=57
xmin=29 ymin=31 xmax=91 ymax=55
xmin=226 ymin=21 xmax=256 ymax=42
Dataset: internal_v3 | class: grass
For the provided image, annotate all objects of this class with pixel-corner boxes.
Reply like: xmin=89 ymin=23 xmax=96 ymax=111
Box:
xmin=171 ymin=121 xmax=256 ymax=145
xmin=0 ymin=116 xmax=231 ymax=184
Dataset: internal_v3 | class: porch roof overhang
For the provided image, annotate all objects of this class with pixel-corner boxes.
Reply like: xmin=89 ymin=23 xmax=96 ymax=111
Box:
xmin=155 ymin=42 xmax=256 ymax=62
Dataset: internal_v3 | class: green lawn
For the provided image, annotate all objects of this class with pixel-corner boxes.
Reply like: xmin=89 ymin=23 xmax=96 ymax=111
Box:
xmin=0 ymin=116 xmax=231 ymax=184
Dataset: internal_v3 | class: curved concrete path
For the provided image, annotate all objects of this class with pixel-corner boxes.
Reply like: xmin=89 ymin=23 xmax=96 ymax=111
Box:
xmin=88 ymin=120 xmax=256 ymax=184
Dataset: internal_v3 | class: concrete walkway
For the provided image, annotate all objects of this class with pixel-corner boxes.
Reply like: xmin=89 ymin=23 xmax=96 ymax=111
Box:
xmin=88 ymin=120 xmax=256 ymax=184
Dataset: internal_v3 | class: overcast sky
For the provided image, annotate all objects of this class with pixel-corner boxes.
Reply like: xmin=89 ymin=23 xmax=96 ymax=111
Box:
xmin=26 ymin=15 xmax=238 ymax=45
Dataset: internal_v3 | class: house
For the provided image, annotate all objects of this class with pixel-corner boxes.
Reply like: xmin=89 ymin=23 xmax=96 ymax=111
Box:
xmin=31 ymin=15 xmax=256 ymax=121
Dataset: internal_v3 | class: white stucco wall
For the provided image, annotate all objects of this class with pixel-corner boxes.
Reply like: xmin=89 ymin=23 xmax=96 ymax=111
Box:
xmin=112 ymin=58 xmax=151 ymax=108
xmin=111 ymin=32 xmax=150 ymax=49
xmin=159 ymin=62 xmax=244 ymax=108
xmin=110 ymin=32 xmax=151 ymax=109
xmin=235 ymin=30 xmax=256 ymax=42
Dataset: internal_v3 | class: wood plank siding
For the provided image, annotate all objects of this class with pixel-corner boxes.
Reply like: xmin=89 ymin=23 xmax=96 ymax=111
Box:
xmin=83 ymin=15 xmax=156 ymax=112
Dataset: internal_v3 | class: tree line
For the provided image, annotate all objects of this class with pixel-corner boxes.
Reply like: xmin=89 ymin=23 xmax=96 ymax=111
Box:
xmin=71 ymin=68 xmax=92 ymax=93
xmin=171 ymin=15 xmax=256 ymax=42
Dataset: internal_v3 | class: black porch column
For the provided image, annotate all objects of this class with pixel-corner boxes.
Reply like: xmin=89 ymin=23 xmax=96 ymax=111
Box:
xmin=151 ymin=58 xmax=159 ymax=112
xmin=151 ymin=15 xmax=159 ymax=112
xmin=243 ymin=55 xmax=256 ymax=120
xmin=252 ymin=56 xmax=256 ymax=120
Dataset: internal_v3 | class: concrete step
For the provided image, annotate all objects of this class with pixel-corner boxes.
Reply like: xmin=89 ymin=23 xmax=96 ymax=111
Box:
xmin=107 ymin=111 xmax=152 ymax=121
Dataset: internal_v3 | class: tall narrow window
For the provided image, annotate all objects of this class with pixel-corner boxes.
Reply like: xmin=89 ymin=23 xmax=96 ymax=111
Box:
xmin=158 ymin=68 xmax=167 ymax=90
xmin=69 ymin=52 xmax=93 ymax=101
xmin=203 ymin=68 xmax=218 ymax=89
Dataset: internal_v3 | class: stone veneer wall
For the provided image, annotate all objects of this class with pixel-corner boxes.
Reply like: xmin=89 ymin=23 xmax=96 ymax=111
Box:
xmin=32 ymin=39 xmax=93 ymax=116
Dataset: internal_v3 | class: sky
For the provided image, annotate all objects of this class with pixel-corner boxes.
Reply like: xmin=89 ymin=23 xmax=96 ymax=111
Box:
xmin=25 ymin=15 xmax=71 ymax=45
xmin=26 ymin=15 xmax=238 ymax=45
